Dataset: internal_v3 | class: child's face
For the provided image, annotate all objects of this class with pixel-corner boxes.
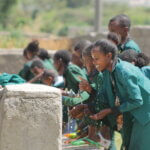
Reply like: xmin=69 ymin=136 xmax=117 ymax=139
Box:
xmin=42 ymin=77 xmax=54 ymax=86
xmin=109 ymin=21 xmax=127 ymax=41
xmin=31 ymin=67 xmax=44 ymax=76
xmin=72 ymin=50 xmax=83 ymax=68
xmin=91 ymin=47 xmax=112 ymax=72
xmin=82 ymin=55 xmax=95 ymax=74
xmin=26 ymin=51 xmax=33 ymax=60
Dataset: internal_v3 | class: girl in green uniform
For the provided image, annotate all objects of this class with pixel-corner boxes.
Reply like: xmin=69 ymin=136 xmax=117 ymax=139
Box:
xmin=53 ymin=50 xmax=87 ymax=123
xmin=38 ymin=48 xmax=56 ymax=71
xmin=91 ymin=39 xmax=150 ymax=150
xmin=19 ymin=40 xmax=40 ymax=81
xmin=70 ymin=45 xmax=116 ymax=150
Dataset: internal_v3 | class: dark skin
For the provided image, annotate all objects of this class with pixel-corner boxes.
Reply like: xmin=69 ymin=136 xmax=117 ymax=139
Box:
xmin=90 ymin=47 xmax=114 ymax=121
xmin=72 ymin=51 xmax=83 ymax=68
xmin=53 ymin=58 xmax=66 ymax=76
xmin=31 ymin=67 xmax=44 ymax=76
xmin=28 ymin=67 xmax=44 ymax=83
xmin=109 ymin=21 xmax=129 ymax=45
xmin=42 ymin=76 xmax=54 ymax=86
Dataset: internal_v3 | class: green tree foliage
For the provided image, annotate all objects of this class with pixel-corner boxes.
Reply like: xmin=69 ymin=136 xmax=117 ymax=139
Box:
xmin=0 ymin=0 xmax=18 ymax=28
xmin=66 ymin=0 xmax=91 ymax=8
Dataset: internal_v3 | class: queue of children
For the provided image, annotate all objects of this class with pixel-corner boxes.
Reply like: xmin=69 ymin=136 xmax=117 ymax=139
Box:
xmin=0 ymin=14 xmax=150 ymax=150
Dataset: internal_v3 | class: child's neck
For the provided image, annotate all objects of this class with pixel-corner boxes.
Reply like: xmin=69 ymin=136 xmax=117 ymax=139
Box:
xmin=107 ymin=58 xmax=117 ymax=72
xmin=121 ymin=34 xmax=129 ymax=44
xmin=59 ymin=64 xmax=67 ymax=75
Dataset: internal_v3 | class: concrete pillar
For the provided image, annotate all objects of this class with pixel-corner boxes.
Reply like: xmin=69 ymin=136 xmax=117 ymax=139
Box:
xmin=0 ymin=83 xmax=62 ymax=150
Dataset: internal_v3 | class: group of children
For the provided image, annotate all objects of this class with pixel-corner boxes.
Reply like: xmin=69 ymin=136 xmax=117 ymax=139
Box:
xmin=0 ymin=14 xmax=150 ymax=150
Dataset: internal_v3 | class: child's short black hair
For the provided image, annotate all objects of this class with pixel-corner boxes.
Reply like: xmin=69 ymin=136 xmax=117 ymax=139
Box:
xmin=107 ymin=32 xmax=120 ymax=45
xmin=54 ymin=50 xmax=71 ymax=65
xmin=136 ymin=53 xmax=150 ymax=68
xmin=82 ymin=44 xmax=94 ymax=57
xmin=42 ymin=69 xmax=57 ymax=81
xmin=118 ymin=49 xmax=137 ymax=63
xmin=74 ymin=40 xmax=91 ymax=54
xmin=25 ymin=40 xmax=39 ymax=56
xmin=38 ymin=48 xmax=50 ymax=60
xmin=109 ymin=14 xmax=131 ymax=30
xmin=93 ymin=39 xmax=118 ymax=60
xmin=118 ymin=50 xmax=150 ymax=68
xmin=31 ymin=59 xmax=44 ymax=69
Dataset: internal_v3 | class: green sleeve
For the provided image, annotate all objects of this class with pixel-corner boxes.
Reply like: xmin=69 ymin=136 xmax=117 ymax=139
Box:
xmin=43 ymin=59 xmax=56 ymax=70
xmin=18 ymin=64 xmax=30 ymax=81
xmin=63 ymin=91 xmax=90 ymax=106
xmin=118 ymin=72 xmax=143 ymax=113
xmin=68 ymin=68 xmax=87 ymax=85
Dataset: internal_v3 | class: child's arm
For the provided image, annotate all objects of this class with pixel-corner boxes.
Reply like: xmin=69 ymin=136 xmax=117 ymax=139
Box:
xmin=62 ymin=91 xmax=90 ymax=106
xmin=28 ymin=72 xmax=44 ymax=83
xmin=78 ymin=77 xmax=92 ymax=93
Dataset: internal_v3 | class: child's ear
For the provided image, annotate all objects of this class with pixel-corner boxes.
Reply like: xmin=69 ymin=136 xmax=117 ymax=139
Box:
xmin=48 ymin=77 xmax=54 ymax=85
xmin=107 ymin=52 xmax=113 ymax=60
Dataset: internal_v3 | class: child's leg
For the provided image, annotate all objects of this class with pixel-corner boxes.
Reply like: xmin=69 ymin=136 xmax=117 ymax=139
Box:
xmin=87 ymin=125 xmax=99 ymax=142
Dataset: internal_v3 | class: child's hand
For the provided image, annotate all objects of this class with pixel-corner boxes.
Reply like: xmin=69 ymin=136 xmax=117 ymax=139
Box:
xmin=78 ymin=77 xmax=92 ymax=93
xmin=70 ymin=104 xmax=87 ymax=118
xmin=61 ymin=90 xmax=68 ymax=96
xmin=90 ymin=108 xmax=112 ymax=120
xmin=84 ymin=108 xmax=92 ymax=116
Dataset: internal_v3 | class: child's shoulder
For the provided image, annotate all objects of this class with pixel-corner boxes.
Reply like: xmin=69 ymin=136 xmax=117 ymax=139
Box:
xmin=24 ymin=60 xmax=32 ymax=67
xmin=115 ymin=59 xmax=141 ymax=78
xmin=125 ymin=39 xmax=141 ymax=52
xmin=67 ymin=63 xmax=83 ymax=72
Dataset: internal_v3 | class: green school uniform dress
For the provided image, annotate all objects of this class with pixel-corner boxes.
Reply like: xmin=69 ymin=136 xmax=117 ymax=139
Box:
xmin=83 ymin=70 xmax=103 ymax=126
xmin=103 ymin=59 xmax=150 ymax=150
xmin=118 ymin=38 xmax=141 ymax=53
xmin=63 ymin=63 xmax=87 ymax=93
xmin=62 ymin=63 xmax=87 ymax=122
xmin=43 ymin=58 xmax=56 ymax=71
xmin=19 ymin=61 xmax=34 ymax=81
xmin=141 ymin=66 xmax=150 ymax=80
xmin=62 ymin=69 xmax=101 ymax=107
xmin=0 ymin=73 xmax=25 ymax=86
xmin=83 ymin=70 xmax=117 ymax=150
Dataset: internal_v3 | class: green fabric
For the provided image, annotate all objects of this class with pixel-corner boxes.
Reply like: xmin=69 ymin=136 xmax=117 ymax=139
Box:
xmin=118 ymin=39 xmax=141 ymax=53
xmin=62 ymin=63 xmax=87 ymax=122
xmin=141 ymin=66 xmax=150 ymax=80
xmin=19 ymin=61 xmax=34 ymax=81
xmin=43 ymin=58 xmax=56 ymax=70
xmin=0 ymin=73 xmax=25 ymax=86
xmin=120 ymin=112 xmax=133 ymax=150
xmin=103 ymin=59 xmax=150 ymax=149
xmin=113 ymin=60 xmax=150 ymax=126
xmin=83 ymin=71 xmax=104 ymax=127
xmin=129 ymin=120 xmax=150 ymax=150
xmin=82 ymin=67 xmax=87 ymax=75
xmin=63 ymin=63 xmax=87 ymax=93
xmin=63 ymin=91 xmax=90 ymax=106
